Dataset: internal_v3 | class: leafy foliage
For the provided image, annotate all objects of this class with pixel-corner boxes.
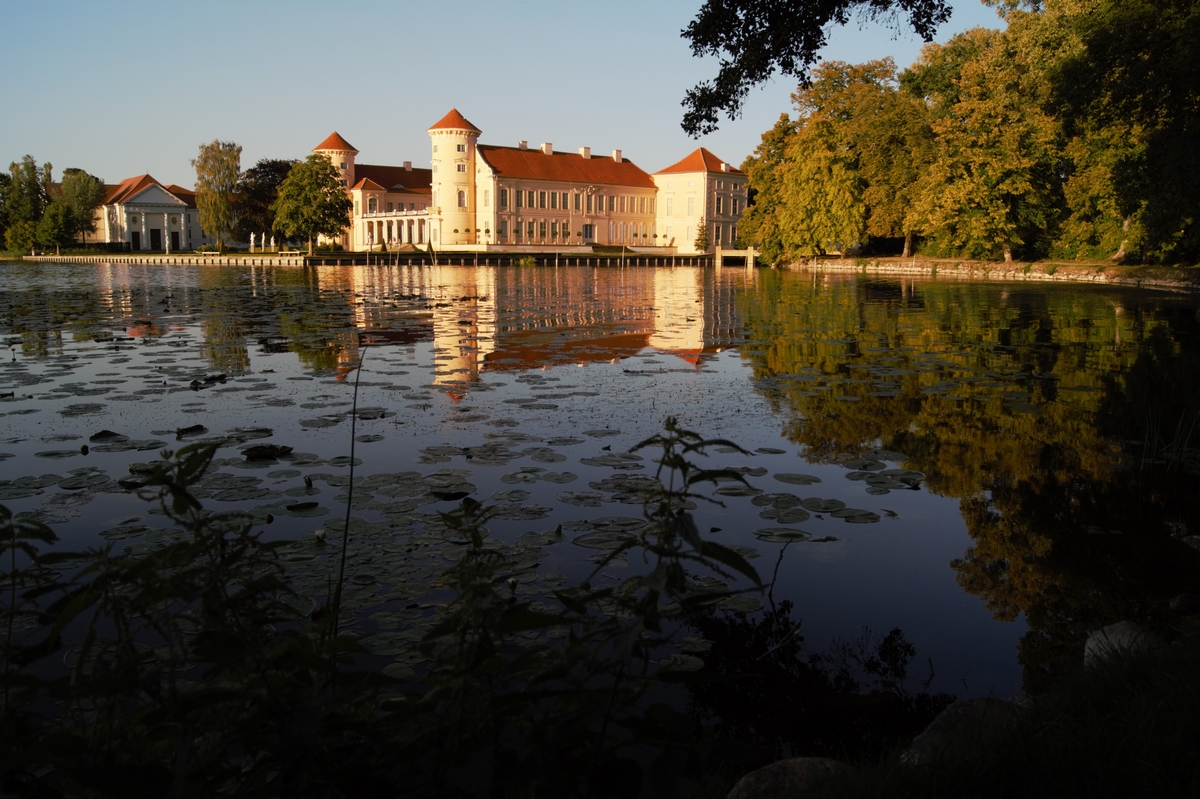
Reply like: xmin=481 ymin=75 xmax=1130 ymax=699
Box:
xmin=680 ymin=0 xmax=952 ymax=135
xmin=272 ymin=155 xmax=353 ymax=256
xmin=233 ymin=158 xmax=297 ymax=244
xmin=57 ymin=168 xmax=105 ymax=244
xmin=192 ymin=140 xmax=241 ymax=251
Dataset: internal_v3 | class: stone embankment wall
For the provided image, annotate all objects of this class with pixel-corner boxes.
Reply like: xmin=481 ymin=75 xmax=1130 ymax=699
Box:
xmin=785 ymin=257 xmax=1200 ymax=293
xmin=21 ymin=255 xmax=306 ymax=267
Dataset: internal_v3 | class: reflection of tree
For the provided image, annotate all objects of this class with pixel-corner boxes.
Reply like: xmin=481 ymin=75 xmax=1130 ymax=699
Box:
xmin=686 ymin=600 xmax=952 ymax=763
xmin=197 ymin=267 xmax=251 ymax=373
xmin=272 ymin=268 xmax=360 ymax=373
xmin=739 ymin=271 xmax=1200 ymax=691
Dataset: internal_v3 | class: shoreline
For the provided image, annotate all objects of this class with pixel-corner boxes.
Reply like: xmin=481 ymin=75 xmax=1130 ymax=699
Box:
xmin=785 ymin=256 xmax=1200 ymax=293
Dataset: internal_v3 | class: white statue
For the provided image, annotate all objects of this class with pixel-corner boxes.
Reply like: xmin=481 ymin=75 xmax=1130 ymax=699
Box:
xmin=249 ymin=232 xmax=256 ymax=252
xmin=270 ymin=235 xmax=275 ymax=249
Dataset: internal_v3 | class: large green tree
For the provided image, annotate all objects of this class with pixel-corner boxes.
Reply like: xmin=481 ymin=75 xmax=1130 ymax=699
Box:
xmin=0 ymin=171 xmax=11 ymax=243
xmin=58 ymin=168 xmax=106 ymax=244
xmin=192 ymin=140 xmax=241 ymax=252
xmin=1053 ymin=0 xmax=1200 ymax=262
xmin=35 ymin=201 xmax=74 ymax=250
xmin=907 ymin=28 xmax=1062 ymax=261
xmin=233 ymin=158 xmax=297 ymax=244
xmin=739 ymin=113 xmax=798 ymax=264
xmin=6 ymin=156 xmax=52 ymax=227
xmin=271 ymin=155 xmax=352 ymax=256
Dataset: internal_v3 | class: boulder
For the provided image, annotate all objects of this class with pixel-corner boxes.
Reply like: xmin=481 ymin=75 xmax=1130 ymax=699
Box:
xmin=903 ymin=698 xmax=1023 ymax=766
xmin=726 ymin=757 xmax=849 ymax=799
xmin=1084 ymin=621 xmax=1166 ymax=666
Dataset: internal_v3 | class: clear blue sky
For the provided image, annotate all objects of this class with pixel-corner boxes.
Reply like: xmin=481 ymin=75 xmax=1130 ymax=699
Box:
xmin=0 ymin=0 xmax=1003 ymax=187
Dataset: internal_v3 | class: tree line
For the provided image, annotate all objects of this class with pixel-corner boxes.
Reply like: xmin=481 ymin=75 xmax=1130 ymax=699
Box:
xmin=737 ymin=0 xmax=1200 ymax=265
xmin=2 ymin=145 xmax=351 ymax=256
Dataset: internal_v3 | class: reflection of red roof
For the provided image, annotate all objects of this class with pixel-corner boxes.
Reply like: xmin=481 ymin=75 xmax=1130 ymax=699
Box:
xmin=478 ymin=146 xmax=655 ymax=188
xmin=428 ymin=108 xmax=481 ymax=133
xmin=102 ymin=175 xmax=197 ymax=208
xmin=355 ymin=164 xmax=433 ymax=193
xmin=655 ymin=148 xmax=745 ymax=175
xmin=314 ymin=131 xmax=359 ymax=153
xmin=484 ymin=331 xmax=651 ymax=371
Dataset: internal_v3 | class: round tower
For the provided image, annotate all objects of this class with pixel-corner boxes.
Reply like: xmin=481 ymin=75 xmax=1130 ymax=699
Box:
xmin=313 ymin=131 xmax=359 ymax=190
xmin=428 ymin=108 xmax=481 ymax=246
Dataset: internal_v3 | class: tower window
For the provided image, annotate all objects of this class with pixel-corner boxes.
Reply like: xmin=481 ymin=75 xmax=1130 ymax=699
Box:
xmin=340 ymin=163 xmax=346 ymax=169
xmin=456 ymin=164 xmax=467 ymax=173
xmin=457 ymin=190 xmax=467 ymax=208
xmin=456 ymin=144 xmax=466 ymax=152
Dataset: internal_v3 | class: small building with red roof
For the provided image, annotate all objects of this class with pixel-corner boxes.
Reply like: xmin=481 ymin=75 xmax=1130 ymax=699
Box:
xmin=84 ymin=174 xmax=215 ymax=251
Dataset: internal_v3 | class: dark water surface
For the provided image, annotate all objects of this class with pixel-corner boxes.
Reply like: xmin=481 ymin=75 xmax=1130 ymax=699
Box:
xmin=2 ymin=260 xmax=1198 ymax=697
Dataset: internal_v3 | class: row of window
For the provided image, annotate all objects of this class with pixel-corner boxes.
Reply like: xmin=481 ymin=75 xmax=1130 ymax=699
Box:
xmin=663 ymin=179 xmax=742 ymax=191
xmin=431 ymin=144 xmax=468 ymax=153
xmin=366 ymin=198 xmax=426 ymax=213
xmin=497 ymin=188 xmax=655 ymax=214
xmin=662 ymin=195 xmax=742 ymax=217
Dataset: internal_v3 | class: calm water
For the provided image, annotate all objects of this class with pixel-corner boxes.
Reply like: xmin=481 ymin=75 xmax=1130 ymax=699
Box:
xmin=2 ymin=260 xmax=1198 ymax=697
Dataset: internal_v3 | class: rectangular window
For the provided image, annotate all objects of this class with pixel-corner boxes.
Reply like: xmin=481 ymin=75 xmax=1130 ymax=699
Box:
xmin=432 ymin=165 xmax=438 ymax=173
xmin=484 ymin=190 xmax=490 ymax=208
xmin=717 ymin=196 xmax=724 ymax=215
xmin=456 ymin=164 xmax=467 ymax=173
xmin=527 ymin=221 xmax=535 ymax=237
xmin=715 ymin=225 xmax=723 ymax=244
xmin=550 ymin=192 xmax=558 ymax=209
xmin=687 ymin=196 xmax=695 ymax=216
xmin=499 ymin=220 xmax=508 ymax=237
xmin=586 ymin=194 xmax=593 ymax=213
xmin=733 ymin=198 xmax=740 ymax=214
xmin=539 ymin=221 xmax=546 ymax=237
xmin=551 ymin=221 xmax=558 ymax=238
xmin=619 ymin=196 xmax=626 ymax=213
xmin=717 ymin=180 xmax=724 ymax=189
xmin=538 ymin=191 xmax=546 ymax=208
xmin=649 ymin=198 xmax=655 ymax=214
xmin=639 ymin=197 xmax=646 ymax=214
xmin=515 ymin=221 xmax=522 ymax=237
xmin=666 ymin=197 xmax=673 ymax=217
xmin=732 ymin=223 xmax=737 ymax=242
xmin=516 ymin=190 xmax=524 ymax=208
xmin=573 ymin=192 xmax=581 ymax=211
xmin=527 ymin=191 xmax=535 ymax=207
xmin=386 ymin=202 xmax=393 ymax=212
xmin=562 ymin=192 xmax=569 ymax=209
xmin=583 ymin=223 xmax=594 ymax=239
xmin=500 ymin=189 xmax=509 ymax=209
xmin=456 ymin=144 xmax=466 ymax=152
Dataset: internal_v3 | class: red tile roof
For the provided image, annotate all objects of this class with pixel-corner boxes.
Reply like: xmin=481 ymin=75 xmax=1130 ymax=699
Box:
xmin=101 ymin=175 xmax=197 ymax=208
xmin=477 ymin=146 xmax=655 ymax=188
xmin=356 ymin=163 xmax=433 ymax=194
xmin=313 ymin=131 xmax=359 ymax=153
xmin=352 ymin=178 xmax=386 ymax=191
xmin=428 ymin=108 xmax=481 ymax=133
xmin=655 ymin=147 xmax=745 ymax=176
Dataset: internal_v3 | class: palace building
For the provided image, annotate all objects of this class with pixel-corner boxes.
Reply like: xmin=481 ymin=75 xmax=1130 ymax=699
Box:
xmin=84 ymin=174 xmax=214 ymax=251
xmin=317 ymin=108 xmax=747 ymax=255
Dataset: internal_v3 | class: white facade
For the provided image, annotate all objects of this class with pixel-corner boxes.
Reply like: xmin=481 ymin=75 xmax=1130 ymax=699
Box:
xmin=86 ymin=175 xmax=213 ymax=251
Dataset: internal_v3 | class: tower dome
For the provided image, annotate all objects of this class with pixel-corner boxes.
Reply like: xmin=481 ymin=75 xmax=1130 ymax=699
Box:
xmin=313 ymin=131 xmax=359 ymax=188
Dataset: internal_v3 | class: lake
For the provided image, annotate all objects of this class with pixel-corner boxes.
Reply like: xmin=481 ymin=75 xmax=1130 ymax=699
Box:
xmin=2 ymin=260 xmax=1198 ymax=699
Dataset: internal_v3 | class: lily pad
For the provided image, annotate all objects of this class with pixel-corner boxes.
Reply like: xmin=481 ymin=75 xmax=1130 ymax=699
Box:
xmin=328 ymin=456 xmax=364 ymax=468
xmin=35 ymin=450 xmax=79 ymax=460
xmin=571 ymin=530 xmax=638 ymax=550
xmin=541 ymin=472 xmax=578 ymax=484
xmin=557 ymin=491 xmax=608 ymax=508
xmin=799 ymin=498 xmax=846 ymax=513
xmin=583 ymin=429 xmax=622 ymax=438
xmin=14 ymin=474 xmax=62 ymax=488
xmin=58 ymin=473 xmax=109 ymax=490
xmin=759 ymin=508 xmax=811 ymax=524
xmin=714 ymin=485 xmax=763 ymax=497
xmin=754 ymin=528 xmax=813 ymax=543
xmin=580 ymin=453 xmax=644 ymax=470
xmin=774 ymin=473 xmax=822 ymax=486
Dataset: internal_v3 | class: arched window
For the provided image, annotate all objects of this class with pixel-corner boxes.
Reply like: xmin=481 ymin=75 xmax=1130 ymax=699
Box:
xmin=457 ymin=190 xmax=467 ymax=208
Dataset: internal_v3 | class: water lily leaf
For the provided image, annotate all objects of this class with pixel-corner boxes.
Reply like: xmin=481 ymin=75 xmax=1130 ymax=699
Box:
xmin=491 ymin=490 xmax=531 ymax=502
xmin=355 ymin=434 xmax=385 ymax=443
xmin=58 ymin=473 xmax=109 ymax=490
xmin=541 ymin=472 xmax=578 ymax=484
xmin=524 ymin=447 xmax=567 ymax=464
xmin=89 ymin=430 xmax=128 ymax=442
xmin=35 ymin=450 xmax=79 ymax=460
xmin=583 ymin=429 xmax=622 ymax=438
xmin=714 ymin=485 xmax=763 ymax=497
xmin=799 ymin=498 xmax=845 ymax=513
xmin=557 ymin=491 xmax=608 ymax=508
xmin=774 ymin=473 xmax=822 ymax=486
xmin=720 ymin=596 xmax=763 ymax=613
xmin=0 ymin=486 xmax=42 ymax=499
xmin=580 ymin=453 xmax=644 ymax=470
xmin=754 ymin=527 xmax=813 ymax=543
xmin=14 ymin=474 xmax=62 ymax=488
xmin=572 ymin=530 xmax=638 ymax=550
xmin=328 ymin=456 xmax=364 ymax=468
